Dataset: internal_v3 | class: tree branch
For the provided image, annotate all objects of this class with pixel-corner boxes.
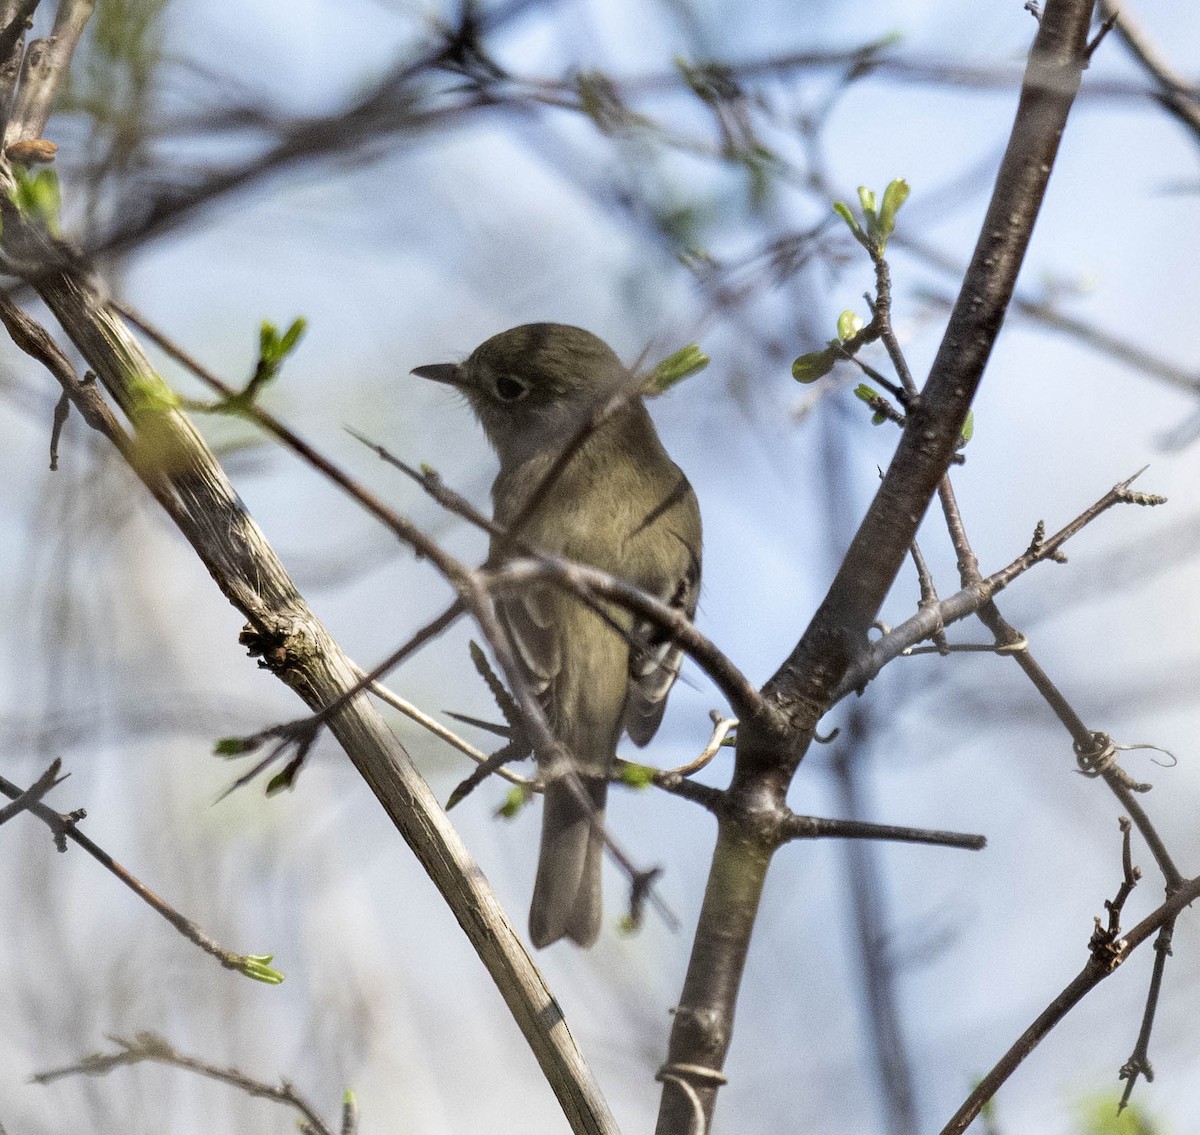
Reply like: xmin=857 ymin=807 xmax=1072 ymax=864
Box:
xmin=656 ymin=4 xmax=1100 ymax=1129
xmin=939 ymin=870 xmax=1200 ymax=1135
xmin=1 ymin=245 xmax=618 ymax=1133
xmin=3 ymin=0 xmax=92 ymax=147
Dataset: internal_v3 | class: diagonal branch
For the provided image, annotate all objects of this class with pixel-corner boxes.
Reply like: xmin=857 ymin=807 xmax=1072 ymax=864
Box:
xmin=938 ymin=870 xmax=1200 ymax=1135
xmin=0 ymin=763 xmax=280 ymax=981
xmin=33 ymin=1033 xmax=337 ymax=1135
xmin=0 ymin=756 xmax=63 ymax=824
xmin=1099 ymin=0 xmax=1200 ymax=145
xmin=656 ymin=4 xmax=1101 ymax=1131
xmin=3 ymin=0 xmax=92 ymax=147
xmin=1 ymin=244 xmax=619 ymax=1133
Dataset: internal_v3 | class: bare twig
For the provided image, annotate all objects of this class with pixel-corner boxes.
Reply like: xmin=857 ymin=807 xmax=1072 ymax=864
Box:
xmin=931 ymin=440 xmax=1182 ymax=899
xmin=368 ymin=678 xmax=537 ymax=792
xmin=1099 ymin=0 xmax=1200 ymax=144
xmin=1119 ymin=916 xmax=1175 ymax=1109
xmin=3 ymin=0 xmax=93 ymax=147
xmin=835 ymin=468 xmax=1162 ymax=700
xmin=494 ymin=557 xmax=766 ymax=726
xmin=33 ymin=1033 xmax=336 ymax=1135
xmin=0 ymin=766 xmax=281 ymax=981
xmin=0 ymin=757 xmax=64 ymax=825
xmin=658 ymin=712 xmax=737 ymax=779
xmin=1089 ymin=816 xmax=1141 ymax=967
xmin=938 ymin=872 xmax=1200 ymax=1135
xmin=778 ymin=812 xmax=985 ymax=851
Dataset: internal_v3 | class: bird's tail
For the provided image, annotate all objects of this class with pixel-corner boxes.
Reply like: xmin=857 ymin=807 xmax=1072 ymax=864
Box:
xmin=529 ymin=776 xmax=607 ymax=948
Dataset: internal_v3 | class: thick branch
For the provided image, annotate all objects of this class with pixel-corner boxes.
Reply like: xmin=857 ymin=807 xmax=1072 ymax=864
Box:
xmin=656 ymin=5 xmax=1099 ymax=1131
xmin=766 ymin=4 xmax=1096 ymax=752
xmin=3 ymin=251 xmax=617 ymax=1134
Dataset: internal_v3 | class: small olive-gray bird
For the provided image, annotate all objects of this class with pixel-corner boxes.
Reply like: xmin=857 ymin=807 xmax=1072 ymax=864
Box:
xmin=412 ymin=323 xmax=701 ymax=947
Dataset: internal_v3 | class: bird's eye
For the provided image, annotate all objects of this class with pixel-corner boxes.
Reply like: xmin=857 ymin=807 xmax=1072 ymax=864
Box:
xmin=494 ymin=375 xmax=528 ymax=402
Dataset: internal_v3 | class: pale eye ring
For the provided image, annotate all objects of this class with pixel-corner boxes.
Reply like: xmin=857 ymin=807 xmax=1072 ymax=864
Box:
xmin=494 ymin=375 xmax=528 ymax=402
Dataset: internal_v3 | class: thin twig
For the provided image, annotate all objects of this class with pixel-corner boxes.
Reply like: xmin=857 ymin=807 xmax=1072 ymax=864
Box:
xmin=1119 ymin=916 xmax=1175 ymax=1109
xmin=368 ymin=679 xmax=536 ymax=791
xmin=660 ymin=713 xmax=737 ymax=779
xmin=0 ymin=767 xmax=281 ymax=981
xmin=1099 ymin=0 xmax=1200 ymax=144
xmin=778 ymin=812 xmax=986 ymax=851
xmin=493 ymin=557 xmax=766 ymax=726
xmin=0 ymin=757 xmax=64 ymax=825
xmin=3 ymin=0 xmax=93 ymax=146
xmin=938 ymin=872 xmax=1200 ymax=1135
xmin=835 ymin=468 xmax=1162 ymax=699
xmin=32 ymin=1033 xmax=335 ymax=1135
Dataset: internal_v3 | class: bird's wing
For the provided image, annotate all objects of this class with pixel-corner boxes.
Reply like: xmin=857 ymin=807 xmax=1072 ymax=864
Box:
xmin=623 ymin=539 xmax=701 ymax=747
xmin=497 ymin=584 xmax=560 ymax=707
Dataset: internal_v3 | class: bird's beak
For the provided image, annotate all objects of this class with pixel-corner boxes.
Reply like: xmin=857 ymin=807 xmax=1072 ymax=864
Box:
xmin=411 ymin=363 xmax=462 ymax=386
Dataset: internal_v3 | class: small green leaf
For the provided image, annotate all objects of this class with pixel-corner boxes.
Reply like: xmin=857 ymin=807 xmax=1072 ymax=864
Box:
xmin=265 ymin=754 xmax=305 ymax=796
xmin=853 ymin=383 xmax=879 ymax=405
xmin=214 ymin=736 xmax=254 ymax=757
xmin=832 ymin=200 xmax=864 ymax=241
xmin=496 ymin=785 xmax=531 ymax=819
xmin=11 ymin=167 xmax=61 ymax=234
xmin=618 ymin=763 xmax=656 ymax=788
xmin=871 ymin=410 xmax=887 ymax=425
xmin=837 ymin=310 xmax=864 ymax=342
xmin=237 ymin=953 xmax=285 ymax=984
xmin=958 ymin=409 xmax=975 ymax=447
xmin=857 ymin=185 xmax=878 ymax=216
xmin=243 ymin=315 xmax=308 ymax=403
xmin=278 ymin=317 xmax=307 ymax=356
xmin=792 ymin=345 xmax=838 ymax=383
xmin=645 ymin=343 xmax=710 ymax=395
xmin=877 ymin=178 xmax=910 ymax=244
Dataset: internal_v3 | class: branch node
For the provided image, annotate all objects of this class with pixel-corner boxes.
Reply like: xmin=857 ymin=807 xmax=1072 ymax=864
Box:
xmin=1088 ymin=918 xmax=1128 ymax=972
xmin=1116 ymin=487 xmax=1167 ymax=508
xmin=623 ymin=865 xmax=663 ymax=933
xmin=1085 ymin=12 xmax=1120 ymax=62
xmin=992 ymin=634 xmax=1028 ymax=655
xmin=52 ymin=807 xmax=86 ymax=852
xmin=1072 ymin=732 xmax=1159 ymax=792
xmin=656 ymin=1061 xmax=728 ymax=1087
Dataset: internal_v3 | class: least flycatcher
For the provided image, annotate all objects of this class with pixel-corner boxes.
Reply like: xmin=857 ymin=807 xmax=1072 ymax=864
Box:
xmin=413 ymin=323 xmax=701 ymax=947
